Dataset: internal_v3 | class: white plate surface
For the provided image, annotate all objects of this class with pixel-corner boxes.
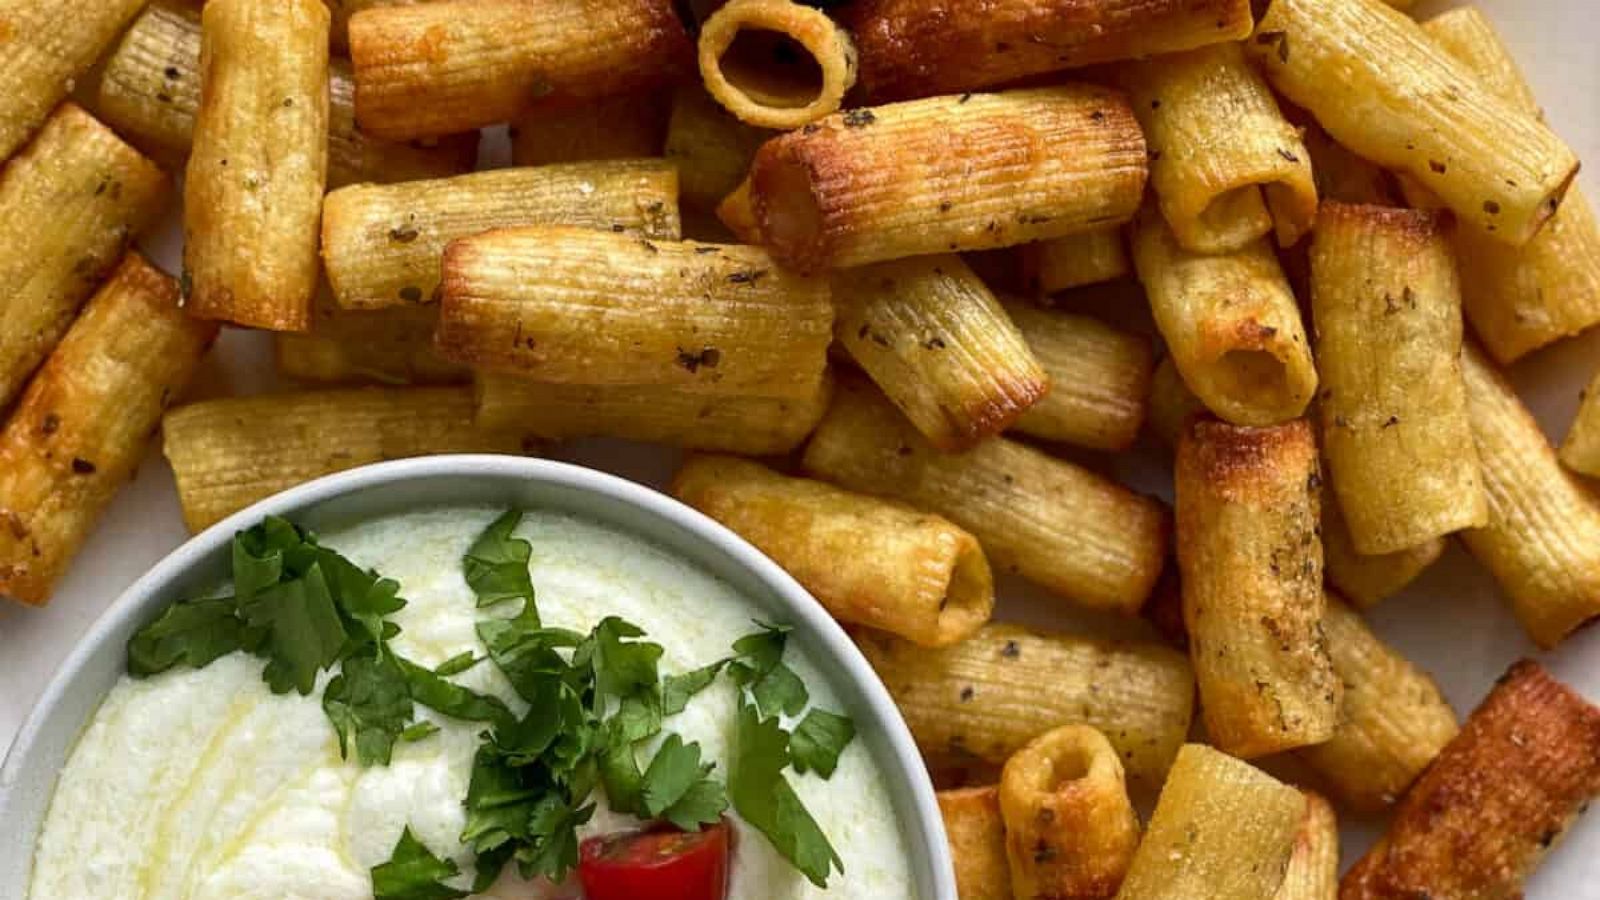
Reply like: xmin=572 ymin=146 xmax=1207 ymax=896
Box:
xmin=2 ymin=0 xmax=1600 ymax=891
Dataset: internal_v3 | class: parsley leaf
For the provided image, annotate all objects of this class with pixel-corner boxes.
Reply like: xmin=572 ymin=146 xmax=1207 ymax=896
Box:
xmin=433 ymin=652 xmax=481 ymax=677
xmin=514 ymin=796 xmax=594 ymax=883
xmin=399 ymin=657 xmax=514 ymax=730
xmin=127 ymin=596 xmax=249 ymax=677
xmin=641 ymin=734 xmax=728 ymax=830
xmin=790 ymin=709 xmax=856 ymax=778
xmin=370 ymin=827 xmax=468 ymax=900
xmin=663 ymin=660 xmax=725 ymax=715
xmin=316 ymin=548 xmax=406 ymax=650
xmin=729 ymin=700 xmax=844 ymax=887
xmin=401 ymin=721 xmax=440 ymax=743
xmin=240 ymin=563 xmax=347 ymax=695
xmin=591 ymin=617 xmax=663 ymax=701
xmin=323 ymin=652 xmax=414 ymax=765
xmin=728 ymin=623 xmax=809 ymax=717
xmin=464 ymin=511 xmax=536 ymax=609
xmin=461 ymin=749 xmax=542 ymax=854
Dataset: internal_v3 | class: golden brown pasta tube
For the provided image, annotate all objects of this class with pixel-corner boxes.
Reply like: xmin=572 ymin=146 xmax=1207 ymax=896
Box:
xmin=0 ymin=104 xmax=170 ymax=411
xmin=164 ymin=387 xmax=536 ymax=532
xmin=1562 ymin=369 xmax=1600 ymax=478
xmin=1004 ymin=303 xmax=1149 ymax=452
xmin=697 ymin=0 xmax=856 ymax=130
xmin=715 ymin=178 xmax=761 ymax=243
xmin=664 ymin=86 xmax=771 ymax=211
xmin=832 ymin=256 xmax=1049 ymax=451
xmin=275 ymin=291 xmax=468 ymax=386
xmin=1249 ymin=0 xmax=1578 ymax=247
xmin=672 ymin=455 xmax=994 ymax=647
xmin=1019 ymin=230 xmax=1131 ymax=297
xmin=1274 ymin=793 xmax=1339 ymax=900
xmin=1301 ymin=119 xmax=1400 ymax=207
xmin=0 ymin=0 xmax=147 ymax=161
xmin=184 ymin=0 xmax=329 ymax=332
xmin=999 ymin=725 xmax=1139 ymax=900
xmin=321 ymin=160 xmax=681 ymax=310
xmin=938 ymin=787 xmax=1011 ymax=900
xmin=474 ymin=372 xmax=831 ymax=457
xmin=510 ymin=93 xmax=668 ymax=167
xmin=1297 ymin=596 xmax=1459 ymax=812
xmin=803 ymin=380 xmax=1168 ymax=615
xmin=1145 ymin=356 xmax=1206 ymax=447
xmin=96 ymin=3 xmax=476 ymax=185
xmin=1131 ymin=206 xmax=1316 ymax=428
xmin=1459 ymin=343 xmax=1600 ymax=648
xmin=1120 ymin=42 xmax=1317 ymax=253
xmin=856 ymin=623 xmax=1195 ymax=786
xmin=438 ymin=226 xmax=832 ymax=397
xmin=0 ymin=255 xmax=216 ymax=607
xmin=348 ymin=0 xmax=692 ymax=141
xmin=1176 ymin=418 xmax=1340 ymax=758
xmin=1415 ymin=7 xmax=1600 ymax=363
xmin=842 ymin=0 xmax=1252 ymax=102
xmin=1320 ymin=486 xmax=1444 ymax=610
xmin=1114 ymin=744 xmax=1305 ymax=900
xmin=325 ymin=0 xmax=428 ymax=50
xmin=746 ymin=86 xmax=1147 ymax=272
xmin=1342 ymin=660 xmax=1600 ymax=900
xmin=1310 ymin=203 xmax=1485 ymax=554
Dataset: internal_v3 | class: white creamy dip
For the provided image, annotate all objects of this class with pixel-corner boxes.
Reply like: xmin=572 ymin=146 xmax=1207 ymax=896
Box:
xmin=28 ymin=506 xmax=914 ymax=899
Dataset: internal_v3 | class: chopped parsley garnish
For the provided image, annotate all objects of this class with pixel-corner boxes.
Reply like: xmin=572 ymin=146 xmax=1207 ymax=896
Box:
xmin=125 ymin=510 xmax=857 ymax=891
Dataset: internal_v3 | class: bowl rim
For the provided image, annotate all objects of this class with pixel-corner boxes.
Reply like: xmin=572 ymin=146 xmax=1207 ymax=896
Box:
xmin=0 ymin=454 xmax=955 ymax=899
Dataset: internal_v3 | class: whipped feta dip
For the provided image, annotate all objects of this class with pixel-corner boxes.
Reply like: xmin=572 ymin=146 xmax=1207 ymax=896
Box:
xmin=28 ymin=506 xmax=915 ymax=899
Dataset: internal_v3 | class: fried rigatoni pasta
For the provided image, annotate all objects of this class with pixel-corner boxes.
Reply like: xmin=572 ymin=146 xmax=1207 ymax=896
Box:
xmin=321 ymin=160 xmax=681 ymax=310
xmin=1298 ymin=596 xmax=1458 ymax=811
xmin=348 ymin=0 xmax=692 ymax=140
xmin=1342 ymin=660 xmax=1600 ymax=900
xmin=510 ymin=93 xmax=667 ymax=167
xmin=475 ymin=372 xmax=831 ymax=456
xmin=939 ymin=787 xmax=1011 ymax=900
xmin=1310 ymin=203 xmax=1485 ymax=554
xmin=1562 ymin=370 xmax=1600 ymax=478
xmin=325 ymin=0 xmax=427 ymax=50
xmin=1176 ymin=418 xmax=1339 ymax=758
xmin=1115 ymin=744 xmax=1305 ymax=900
xmin=438 ymin=226 xmax=832 ymax=397
xmin=97 ymin=3 xmax=476 ymax=185
xmin=1274 ymin=793 xmax=1339 ymax=900
xmin=164 ymin=387 xmax=535 ymax=532
xmin=999 ymin=726 xmax=1139 ymax=900
xmin=803 ymin=381 xmax=1168 ymax=614
xmin=746 ymin=86 xmax=1147 ymax=272
xmin=275 ymin=292 xmax=468 ymax=386
xmin=1146 ymin=357 xmax=1206 ymax=447
xmin=1020 ymin=230 xmax=1131 ymax=297
xmin=0 ymin=105 xmax=169 ymax=411
xmin=1005 ymin=303 xmax=1150 ymax=452
xmin=664 ymin=87 xmax=771 ymax=211
xmin=1131 ymin=208 xmax=1316 ymax=427
xmin=1249 ymin=0 xmax=1578 ymax=247
xmin=1301 ymin=120 xmax=1400 ymax=206
xmin=184 ymin=0 xmax=328 ymax=332
xmin=1418 ymin=7 xmax=1600 ymax=363
xmin=832 ymin=256 xmax=1049 ymax=451
xmin=1120 ymin=42 xmax=1317 ymax=253
xmin=856 ymin=624 xmax=1194 ymax=786
xmin=0 ymin=0 xmax=147 ymax=161
xmin=672 ymin=455 xmax=993 ymax=646
xmin=841 ymin=0 xmax=1252 ymax=102
xmin=1459 ymin=344 xmax=1600 ymax=648
xmin=697 ymin=0 xmax=857 ymax=129
xmin=0 ymin=256 xmax=216 ymax=606
xmin=1320 ymin=487 xmax=1444 ymax=609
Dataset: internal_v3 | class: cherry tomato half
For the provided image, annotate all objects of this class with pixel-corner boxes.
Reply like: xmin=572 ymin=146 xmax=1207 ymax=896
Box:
xmin=577 ymin=820 xmax=731 ymax=900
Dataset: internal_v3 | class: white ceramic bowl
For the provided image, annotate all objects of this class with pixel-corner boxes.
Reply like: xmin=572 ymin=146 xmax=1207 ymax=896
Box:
xmin=0 ymin=455 xmax=956 ymax=900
